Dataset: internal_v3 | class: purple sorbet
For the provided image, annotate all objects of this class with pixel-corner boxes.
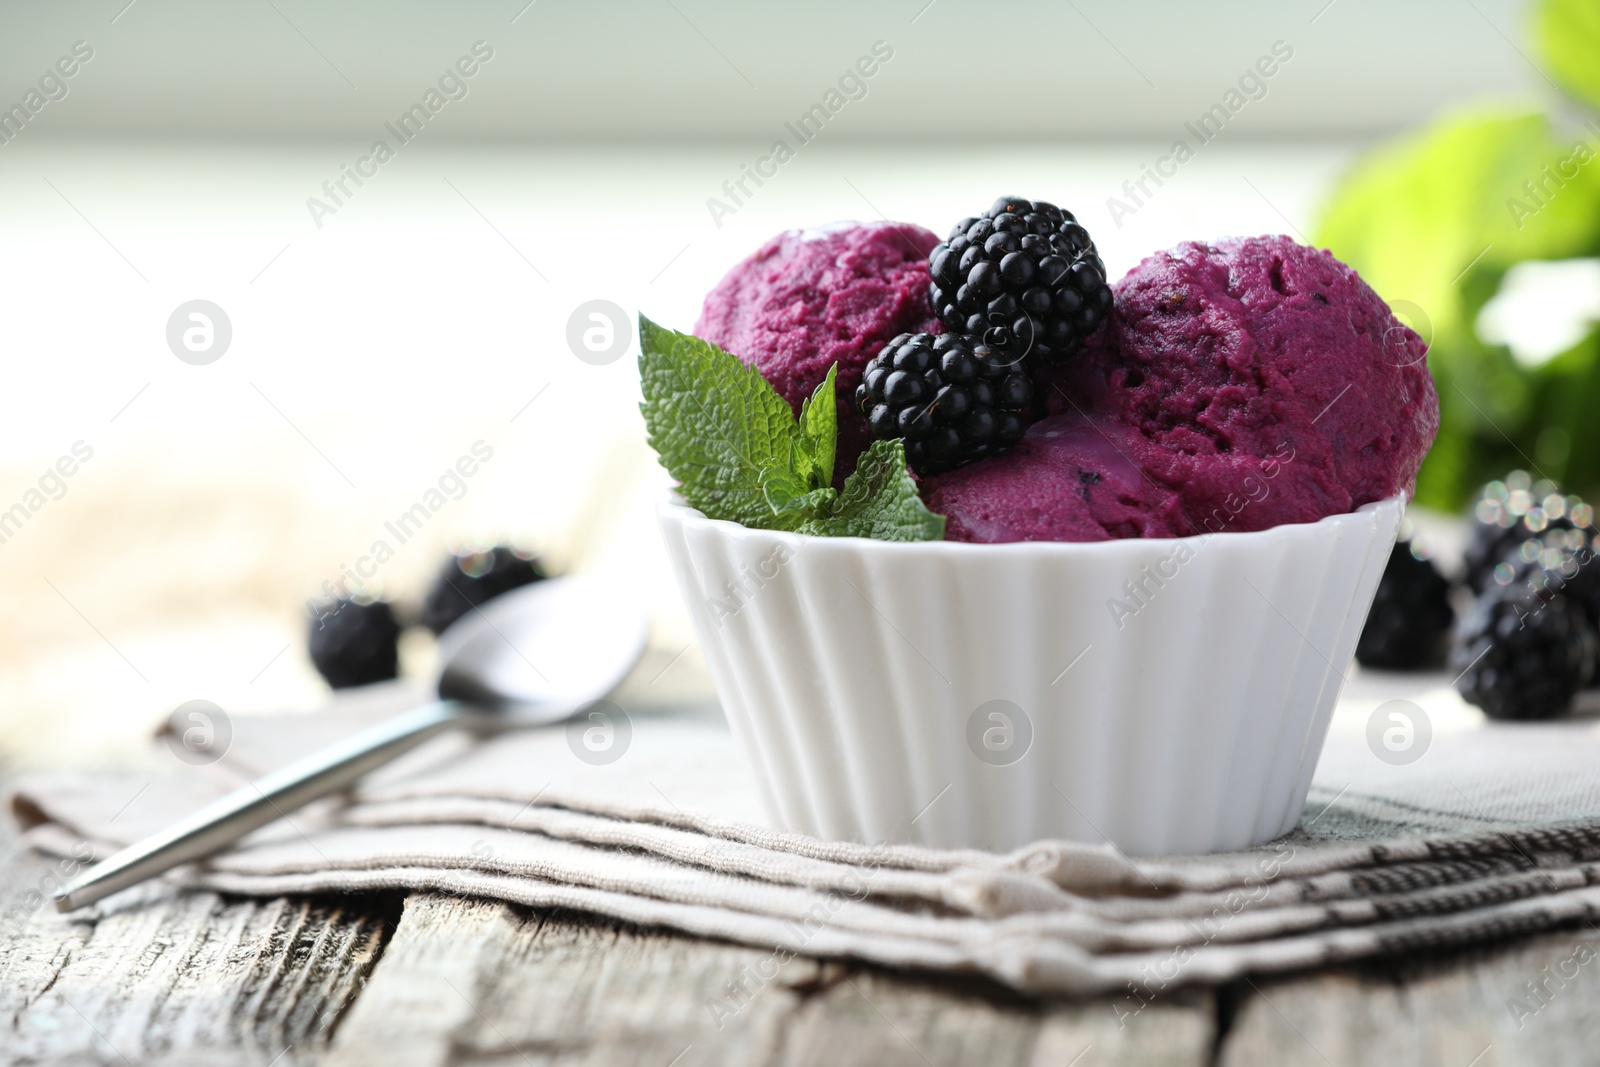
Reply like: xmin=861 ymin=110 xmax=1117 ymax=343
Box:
xmin=695 ymin=222 xmax=942 ymax=479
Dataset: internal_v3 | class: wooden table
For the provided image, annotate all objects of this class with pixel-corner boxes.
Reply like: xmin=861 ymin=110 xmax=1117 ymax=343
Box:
xmin=5 ymin=808 xmax=1599 ymax=1066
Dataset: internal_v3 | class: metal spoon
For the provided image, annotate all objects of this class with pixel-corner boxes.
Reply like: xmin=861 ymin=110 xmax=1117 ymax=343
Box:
xmin=54 ymin=575 xmax=649 ymax=912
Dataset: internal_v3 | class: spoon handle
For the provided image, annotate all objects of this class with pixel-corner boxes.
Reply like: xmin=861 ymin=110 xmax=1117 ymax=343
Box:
xmin=55 ymin=700 xmax=465 ymax=912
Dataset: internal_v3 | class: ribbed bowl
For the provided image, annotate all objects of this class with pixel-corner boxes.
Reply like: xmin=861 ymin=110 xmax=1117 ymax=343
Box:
xmin=657 ymin=495 xmax=1404 ymax=855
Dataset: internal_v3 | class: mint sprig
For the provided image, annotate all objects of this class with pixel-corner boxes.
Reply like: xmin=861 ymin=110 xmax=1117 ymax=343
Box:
xmin=797 ymin=439 xmax=946 ymax=540
xmin=639 ymin=315 xmax=944 ymax=542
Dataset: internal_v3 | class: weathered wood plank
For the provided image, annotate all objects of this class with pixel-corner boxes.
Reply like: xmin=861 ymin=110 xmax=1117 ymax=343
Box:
xmin=329 ymin=893 xmax=1216 ymax=1067
xmin=769 ymin=967 xmax=1212 ymax=1067
xmin=1218 ymin=929 xmax=1600 ymax=1067
xmin=330 ymin=894 xmax=824 ymax=1067
xmin=323 ymin=895 xmax=530 ymax=1067
xmin=0 ymin=813 xmax=398 ymax=1066
xmin=1029 ymin=996 xmax=1213 ymax=1067
xmin=771 ymin=968 xmax=1039 ymax=1067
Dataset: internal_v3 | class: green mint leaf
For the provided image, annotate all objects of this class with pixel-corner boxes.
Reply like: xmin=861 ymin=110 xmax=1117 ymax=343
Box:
xmin=640 ymin=316 xmax=941 ymax=540
xmin=799 ymin=439 xmax=945 ymax=542
xmin=638 ymin=315 xmax=801 ymax=528
xmin=763 ymin=473 xmax=838 ymax=520
xmin=795 ymin=364 xmax=837 ymax=490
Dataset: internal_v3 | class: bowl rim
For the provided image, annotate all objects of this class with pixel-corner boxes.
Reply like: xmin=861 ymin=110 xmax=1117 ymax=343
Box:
xmin=659 ymin=491 xmax=1407 ymax=555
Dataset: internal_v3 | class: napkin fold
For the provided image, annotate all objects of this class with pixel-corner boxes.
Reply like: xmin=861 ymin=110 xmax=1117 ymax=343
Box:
xmin=13 ymin=676 xmax=1600 ymax=997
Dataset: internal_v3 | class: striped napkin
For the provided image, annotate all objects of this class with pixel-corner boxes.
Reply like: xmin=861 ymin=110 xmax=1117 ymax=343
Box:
xmin=13 ymin=672 xmax=1600 ymax=1002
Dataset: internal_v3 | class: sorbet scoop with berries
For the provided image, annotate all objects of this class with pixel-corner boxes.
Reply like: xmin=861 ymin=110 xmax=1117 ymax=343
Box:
xmin=681 ymin=198 xmax=1437 ymax=545
xmin=694 ymin=221 xmax=941 ymax=480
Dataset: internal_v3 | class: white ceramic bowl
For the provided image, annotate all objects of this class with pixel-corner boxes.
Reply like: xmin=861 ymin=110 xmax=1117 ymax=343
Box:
xmin=657 ymin=495 xmax=1404 ymax=855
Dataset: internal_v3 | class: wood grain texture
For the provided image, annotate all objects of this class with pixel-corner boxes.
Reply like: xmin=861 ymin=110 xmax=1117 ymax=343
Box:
xmin=327 ymin=892 xmax=1213 ymax=1067
xmin=1218 ymin=931 xmax=1600 ymax=1067
xmin=0 ymin=816 xmax=397 ymax=1066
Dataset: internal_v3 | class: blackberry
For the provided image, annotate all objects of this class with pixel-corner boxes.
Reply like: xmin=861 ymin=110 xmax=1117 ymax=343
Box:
xmin=854 ymin=332 xmax=1032 ymax=475
xmin=928 ymin=197 xmax=1111 ymax=365
xmin=1488 ymin=529 xmax=1600 ymax=620
xmin=1450 ymin=581 xmax=1597 ymax=720
xmin=1355 ymin=541 xmax=1454 ymax=670
xmin=1463 ymin=472 xmax=1594 ymax=593
xmin=422 ymin=545 xmax=547 ymax=635
xmin=307 ymin=598 xmax=401 ymax=689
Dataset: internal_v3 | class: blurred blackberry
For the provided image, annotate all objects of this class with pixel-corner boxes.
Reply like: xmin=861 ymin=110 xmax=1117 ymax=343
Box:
xmin=1450 ymin=580 xmax=1597 ymax=720
xmin=1488 ymin=528 xmax=1600 ymax=616
xmin=422 ymin=546 xmax=547 ymax=635
xmin=307 ymin=598 xmax=401 ymax=689
xmin=1355 ymin=540 xmax=1454 ymax=670
xmin=855 ymin=332 xmax=1032 ymax=475
xmin=1463 ymin=471 xmax=1594 ymax=594
xmin=928 ymin=197 xmax=1111 ymax=365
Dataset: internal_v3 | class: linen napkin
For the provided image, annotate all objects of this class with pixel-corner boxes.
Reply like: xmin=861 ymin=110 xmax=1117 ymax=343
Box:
xmin=13 ymin=670 xmax=1600 ymax=1000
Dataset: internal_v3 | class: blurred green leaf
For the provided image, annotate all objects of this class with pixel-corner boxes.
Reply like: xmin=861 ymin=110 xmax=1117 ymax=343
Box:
xmin=1529 ymin=324 xmax=1600 ymax=490
xmin=1535 ymin=0 xmax=1600 ymax=114
xmin=1319 ymin=110 xmax=1600 ymax=344
xmin=1316 ymin=108 xmax=1600 ymax=507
